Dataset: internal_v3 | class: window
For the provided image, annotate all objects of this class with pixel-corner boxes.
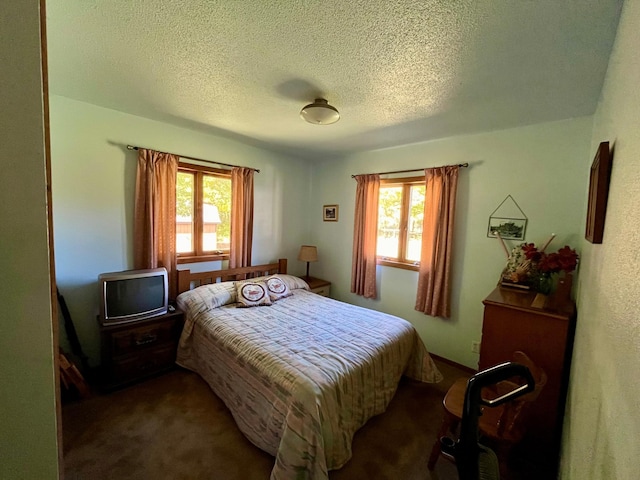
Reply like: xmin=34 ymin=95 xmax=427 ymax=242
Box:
xmin=377 ymin=176 xmax=425 ymax=270
xmin=176 ymin=163 xmax=231 ymax=263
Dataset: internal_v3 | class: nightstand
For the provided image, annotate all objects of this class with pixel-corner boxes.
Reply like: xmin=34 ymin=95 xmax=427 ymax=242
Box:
xmin=304 ymin=277 xmax=331 ymax=297
xmin=98 ymin=309 xmax=184 ymax=390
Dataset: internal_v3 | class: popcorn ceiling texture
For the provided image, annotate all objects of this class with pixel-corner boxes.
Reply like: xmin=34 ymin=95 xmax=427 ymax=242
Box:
xmin=46 ymin=0 xmax=622 ymax=157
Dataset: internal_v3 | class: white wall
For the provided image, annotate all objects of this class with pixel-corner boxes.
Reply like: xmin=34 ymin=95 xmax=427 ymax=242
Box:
xmin=310 ymin=117 xmax=593 ymax=368
xmin=50 ymin=96 xmax=312 ymax=365
xmin=0 ymin=1 xmax=59 ymax=478
xmin=561 ymin=1 xmax=640 ymax=478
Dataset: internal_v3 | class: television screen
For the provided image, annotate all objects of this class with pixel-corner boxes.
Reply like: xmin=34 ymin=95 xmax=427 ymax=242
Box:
xmin=99 ymin=268 xmax=168 ymax=325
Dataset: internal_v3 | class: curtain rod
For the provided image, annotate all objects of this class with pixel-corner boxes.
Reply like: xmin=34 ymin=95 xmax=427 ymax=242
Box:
xmin=126 ymin=145 xmax=260 ymax=173
xmin=351 ymin=163 xmax=468 ymax=178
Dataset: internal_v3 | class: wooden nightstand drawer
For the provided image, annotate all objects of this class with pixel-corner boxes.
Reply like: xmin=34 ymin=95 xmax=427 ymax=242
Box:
xmin=311 ymin=285 xmax=331 ymax=297
xmin=109 ymin=344 xmax=177 ymax=384
xmin=304 ymin=277 xmax=331 ymax=297
xmin=110 ymin=318 xmax=179 ymax=356
xmin=99 ymin=310 xmax=184 ymax=389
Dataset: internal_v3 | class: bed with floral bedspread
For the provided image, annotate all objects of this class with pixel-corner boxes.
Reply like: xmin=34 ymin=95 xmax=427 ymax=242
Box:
xmin=176 ymin=274 xmax=442 ymax=480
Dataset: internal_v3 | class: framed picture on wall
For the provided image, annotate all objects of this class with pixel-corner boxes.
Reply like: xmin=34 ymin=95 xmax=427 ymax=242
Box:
xmin=323 ymin=205 xmax=338 ymax=222
xmin=487 ymin=217 xmax=527 ymax=241
xmin=585 ymin=141 xmax=612 ymax=244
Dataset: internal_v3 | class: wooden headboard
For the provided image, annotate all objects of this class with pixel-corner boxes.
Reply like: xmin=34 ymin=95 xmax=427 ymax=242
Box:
xmin=177 ymin=258 xmax=288 ymax=295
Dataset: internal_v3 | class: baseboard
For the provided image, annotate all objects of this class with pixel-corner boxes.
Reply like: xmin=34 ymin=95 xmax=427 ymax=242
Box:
xmin=430 ymin=353 xmax=477 ymax=375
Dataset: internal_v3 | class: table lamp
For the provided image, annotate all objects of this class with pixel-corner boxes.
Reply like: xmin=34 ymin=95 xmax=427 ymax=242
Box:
xmin=297 ymin=245 xmax=318 ymax=280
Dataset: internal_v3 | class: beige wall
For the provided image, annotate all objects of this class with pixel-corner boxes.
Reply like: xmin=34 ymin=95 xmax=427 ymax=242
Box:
xmin=560 ymin=1 xmax=640 ymax=479
xmin=0 ymin=1 xmax=60 ymax=478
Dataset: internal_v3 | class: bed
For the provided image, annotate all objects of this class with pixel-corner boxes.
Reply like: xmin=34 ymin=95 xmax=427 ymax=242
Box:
xmin=175 ymin=259 xmax=442 ymax=480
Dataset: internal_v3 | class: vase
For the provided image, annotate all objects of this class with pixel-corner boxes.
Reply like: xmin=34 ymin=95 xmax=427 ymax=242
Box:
xmin=554 ymin=272 xmax=573 ymax=303
xmin=536 ymin=272 xmax=552 ymax=294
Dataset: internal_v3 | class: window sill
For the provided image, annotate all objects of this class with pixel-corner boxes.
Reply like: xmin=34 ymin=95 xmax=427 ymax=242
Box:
xmin=377 ymin=258 xmax=420 ymax=272
xmin=177 ymin=253 xmax=229 ymax=264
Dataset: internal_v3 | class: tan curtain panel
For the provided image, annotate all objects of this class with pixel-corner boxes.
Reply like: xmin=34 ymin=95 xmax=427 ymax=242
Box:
xmin=351 ymin=174 xmax=380 ymax=299
xmin=134 ymin=149 xmax=179 ymax=298
xmin=229 ymin=167 xmax=254 ymax=269
xmin=415 ymin=165 xmax=459 ymax=318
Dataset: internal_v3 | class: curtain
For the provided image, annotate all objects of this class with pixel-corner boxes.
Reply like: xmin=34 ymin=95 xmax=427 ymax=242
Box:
xmin=415 ymin=166 xmax=459 ymax=318
xmin=229 ymin=167 xmax=254 ymax=268
xmin=134 ymin=149 xmax=179 ymax=298
xmin=351 ymin=174 xmax=380 ymax=299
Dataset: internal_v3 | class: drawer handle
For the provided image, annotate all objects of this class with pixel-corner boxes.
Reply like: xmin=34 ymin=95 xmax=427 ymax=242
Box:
xmin=138 ymin=360 xmax=157 ymax=372
xmin=135 ymin=334 xmax=157 ymax=346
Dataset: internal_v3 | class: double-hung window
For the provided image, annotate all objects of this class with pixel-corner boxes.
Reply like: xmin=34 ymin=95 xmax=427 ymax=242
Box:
xmin=376 ymin=176 xmax=425 ymax=271
xmin=176 ymin=163 xmax=231 ymax=263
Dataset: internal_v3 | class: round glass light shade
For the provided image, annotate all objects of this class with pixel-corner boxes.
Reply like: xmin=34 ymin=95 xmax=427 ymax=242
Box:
xmin=300 ymin=98 xmax=340 ymax=125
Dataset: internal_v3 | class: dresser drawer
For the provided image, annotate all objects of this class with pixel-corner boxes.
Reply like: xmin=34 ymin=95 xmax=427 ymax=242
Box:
xmin=99 ymin=310 xmax=184 ymax=390
xmin=108 ymin=344 xmax=177 ymax=385
xmin=109 ymin=318 xmax=180 ymax=356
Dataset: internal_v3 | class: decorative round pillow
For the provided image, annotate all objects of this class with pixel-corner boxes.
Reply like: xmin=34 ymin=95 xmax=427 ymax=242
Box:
xmin=265 ymin=275 xmax=293 ymax=301
xmin=236 ymin=281 xmax=272 ymax=307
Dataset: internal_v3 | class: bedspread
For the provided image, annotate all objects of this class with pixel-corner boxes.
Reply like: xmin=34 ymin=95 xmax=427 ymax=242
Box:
xmin=176 ymin=286 xmax=441 ymax=480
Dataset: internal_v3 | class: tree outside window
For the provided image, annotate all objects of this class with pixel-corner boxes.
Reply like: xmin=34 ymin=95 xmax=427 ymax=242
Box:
xmin=176 ymin=164 xmax=231 ymax=262
xmin=377 ymin=176 xmax=425 ymax=270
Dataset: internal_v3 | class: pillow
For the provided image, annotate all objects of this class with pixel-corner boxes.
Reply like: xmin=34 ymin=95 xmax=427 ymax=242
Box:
xmin=245 ymin=274 xmax=310 ymax=292
xmin=271 ymin=274 xmax=310 ymax=291
xmin=265 ymin=275 xmax=293 ymax=301
xmin=177 ymin=281 xmax=236 ymax=313
xmin=236 ymin=281 xmax=272 ymax=308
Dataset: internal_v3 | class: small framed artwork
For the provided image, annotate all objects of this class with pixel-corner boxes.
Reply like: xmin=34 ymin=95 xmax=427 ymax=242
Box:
xmin=585 ymin=141 xmax=612 ymax=244
xmin=323 ymin=204 xmax=339 ymax=222
xmin=487 ymin=217 xmax=527 ymax=241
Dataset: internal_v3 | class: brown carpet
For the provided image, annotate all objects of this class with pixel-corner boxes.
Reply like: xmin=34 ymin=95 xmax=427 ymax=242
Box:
xmin=61 ymin=360 xmax=467 ymax=480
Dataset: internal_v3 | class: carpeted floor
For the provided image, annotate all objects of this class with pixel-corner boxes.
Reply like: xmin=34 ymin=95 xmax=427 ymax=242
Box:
xmin=61 ymin=360 xmax=468 ymax=480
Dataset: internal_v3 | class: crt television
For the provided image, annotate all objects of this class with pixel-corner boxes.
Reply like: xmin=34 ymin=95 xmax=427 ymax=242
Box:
xmin=99 ymin=267 xmax=168 ymax=325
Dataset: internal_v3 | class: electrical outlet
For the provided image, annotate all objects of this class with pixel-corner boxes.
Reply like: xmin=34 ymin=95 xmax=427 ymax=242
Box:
xmin=471 ymin=341 xmax=481 ymax=354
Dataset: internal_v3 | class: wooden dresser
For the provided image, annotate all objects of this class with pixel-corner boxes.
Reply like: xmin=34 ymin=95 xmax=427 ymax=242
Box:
xmin=480 ymin=287 xmax=576 ymax=474
xmin=99 ymin=309 xmax=184 ymax=390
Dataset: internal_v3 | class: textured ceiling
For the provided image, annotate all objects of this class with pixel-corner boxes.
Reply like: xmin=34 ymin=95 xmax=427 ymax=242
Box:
xmin=45 ymin=0 xmax=623 ymax=159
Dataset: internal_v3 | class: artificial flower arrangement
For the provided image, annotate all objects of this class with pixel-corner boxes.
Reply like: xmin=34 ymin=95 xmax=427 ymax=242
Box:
xmin=499 ymin=234 xmax=579 ymax=292
xmin=521 ymin=244 xmax=579 ymax=274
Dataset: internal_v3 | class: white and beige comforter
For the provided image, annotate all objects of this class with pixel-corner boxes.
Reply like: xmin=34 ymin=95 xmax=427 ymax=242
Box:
xmin=176 ymin=277 xmax=442 ymax=480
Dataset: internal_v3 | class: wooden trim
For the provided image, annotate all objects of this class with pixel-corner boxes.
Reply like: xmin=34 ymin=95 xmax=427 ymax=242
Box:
xmin=177 ymin=258 xmax=288 ymax=294
xmin=194 ymin=171 xmax=204 ymax=255
xmin=178 ymin=163 xmax=230 ymax=176
xmin=177 ymin=253 xmax=229 ymax=264
xmin=377 ymin=258 xmax=420 ymax=271
xmin=380 ymin=175 xmax=424 ymax=185
xmin=39 ymin=0 xmax=64 ymax=476
xmin=430 ymin=353 xmax=477 ymax=375
xmin=398 ymin=184 xmax=410 ymax=258
xmin=178 ymin=167 xmax=231 ymax=258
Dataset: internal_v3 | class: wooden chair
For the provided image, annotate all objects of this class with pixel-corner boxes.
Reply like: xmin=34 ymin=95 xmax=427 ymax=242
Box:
xmin=427 ymin=351 xmax=547 ymax=472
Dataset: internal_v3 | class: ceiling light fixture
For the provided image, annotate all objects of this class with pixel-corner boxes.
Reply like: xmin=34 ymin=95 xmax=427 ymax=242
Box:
xmin=300 ymin=98 xmax=340 ymax=125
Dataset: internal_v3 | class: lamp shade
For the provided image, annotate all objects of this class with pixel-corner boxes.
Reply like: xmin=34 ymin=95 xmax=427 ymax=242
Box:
xmin=297 ymin=245 xmax=318 ymax=262
xmin=300 ymin=99 xmax=340 ymax=125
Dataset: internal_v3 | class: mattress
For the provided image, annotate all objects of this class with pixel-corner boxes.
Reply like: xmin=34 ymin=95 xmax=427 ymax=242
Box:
xmin=176 ymin=276 xmax=442 ymax=480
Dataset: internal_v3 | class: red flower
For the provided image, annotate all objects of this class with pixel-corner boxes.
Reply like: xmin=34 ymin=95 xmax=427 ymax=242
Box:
xmin=556 ymin=246 xmax=579 ymax=272
xmin=522 ymin=243 xmax=542 ymax=262
xmin=521 ymin=243 xmax=579 ymax=274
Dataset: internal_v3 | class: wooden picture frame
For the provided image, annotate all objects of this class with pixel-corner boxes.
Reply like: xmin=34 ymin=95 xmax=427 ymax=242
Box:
xmin=585 ymin=141 xmax=612 ymax=244
xmin=323 ymin=204 xmax=338 ymax=222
